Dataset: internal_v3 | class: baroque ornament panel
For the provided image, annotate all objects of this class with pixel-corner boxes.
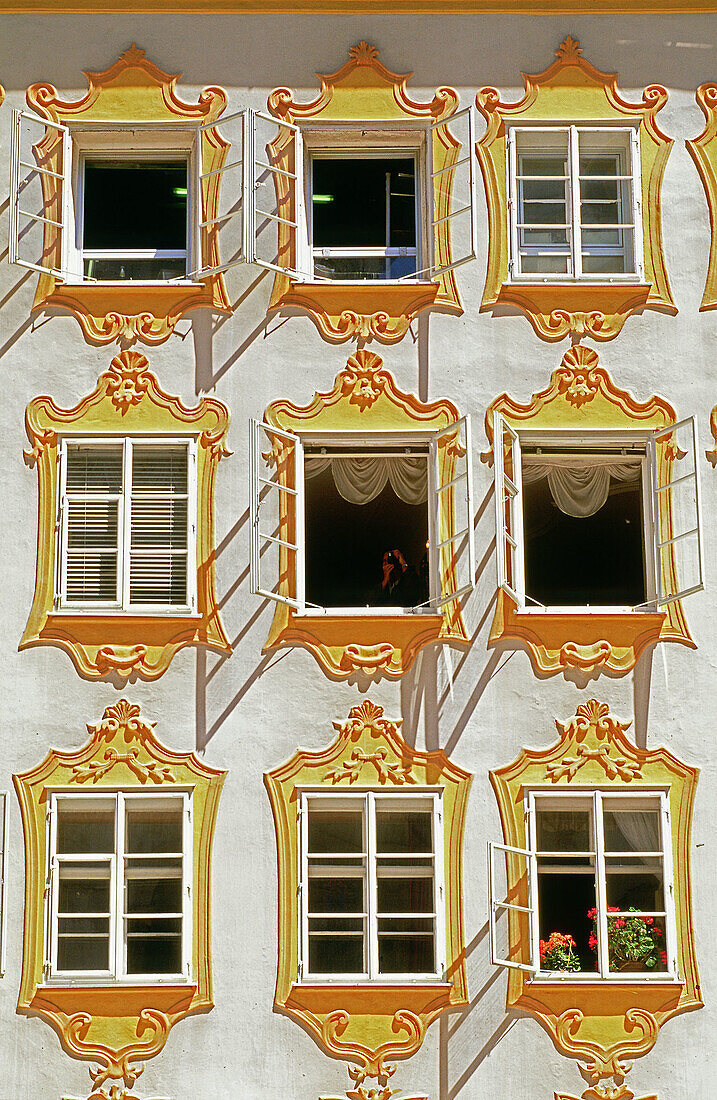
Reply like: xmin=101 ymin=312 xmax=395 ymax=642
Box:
xmin=22 ymin=350 xmax=231 ymax=680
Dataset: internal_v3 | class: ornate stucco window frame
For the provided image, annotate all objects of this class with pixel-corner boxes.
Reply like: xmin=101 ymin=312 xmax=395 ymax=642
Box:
xmin=687 ymin=83 xmax=717 ymax=312
xmin=488 ymin=698 xmax=702 ymax=1100
xmin=265 ymin=699 xmax=471 ymax=1100
xmin=9 ymin=45 xmax=235 ymax=346
xmin=476 ymin=36 xmax=675 ymax=343
xmin=484 ymin=344 xmax=701 ymax=679
xmin=21 ymin=350 xmax=231 ymax=681
xmin=250 ymin=349 xmax=474 ymax=682
xmin=262 ymin=40 xmax=476 ymax=345
xmin=13 ymin=699 xmax=226 ymax=1100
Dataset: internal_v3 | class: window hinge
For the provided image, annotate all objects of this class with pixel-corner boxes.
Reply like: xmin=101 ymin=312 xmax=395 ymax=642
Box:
xmin=298 ymin=959 xmax=304 ymax=980
xmin=42 ymin=961 xmax=51 ymax=982
xmin=52 ymin=593 xmax=61 ymax=610
xmin=508 ymin=259 xmax=515 ymax=275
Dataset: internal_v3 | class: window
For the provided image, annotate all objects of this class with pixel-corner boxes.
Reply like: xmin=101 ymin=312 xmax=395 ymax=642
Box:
xmin=58 ymin=438 xmax=195 ymax=611
xmin=47 ymin=792 xmax=191 ymax=981
xmin=508 ymin=126 xmax=642 ymax=280
xmin=490 ymin=790 xmax=677 ymax=979
xmin=251 ymin=422 xmax=473 ymax=615
xmin=300 ymin=792 xmax=444 ymax=981
xmin=494 ymin=416 xmax=703 ymax=612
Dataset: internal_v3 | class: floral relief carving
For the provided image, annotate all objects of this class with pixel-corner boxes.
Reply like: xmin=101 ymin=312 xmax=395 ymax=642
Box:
xmin=555 ymin=346 xmax=602 ymax=406
xmin=339 ymin=351 xmax=391 ymax=410
xmin=71 ymin=747 xmax=176 ymax=786
xmin=105 ymin=351 xmax=152 ymax=412
xmin=324 ymin=747 xmax=417 ymax=786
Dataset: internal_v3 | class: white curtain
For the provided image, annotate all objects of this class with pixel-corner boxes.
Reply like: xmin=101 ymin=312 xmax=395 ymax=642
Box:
xmin=609 ymin=808 xmax=660 ymax=857
xmin=305 ymin=455 xmax=427 ymax=506
xmin=523 ymin=461 xmax=640 ymax=518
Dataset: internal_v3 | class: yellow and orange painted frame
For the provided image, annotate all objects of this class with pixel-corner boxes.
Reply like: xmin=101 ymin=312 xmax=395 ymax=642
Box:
xmin=483 ymin=344 xmax=694 ymax=678
xmin=476 ymin=36 xmax=675 ymax=343
xmin=21 ymin=349 xmax=231 ymax=681
xmin=686 ymin=83 xmax=717 ymax=312
xmin=24 ymin=44 xmax=233 ymax=346
xmin=490 ymin=698 xmax=701 ymax=1100
xmin=265 ymin=699 xmax=471 ymax=1099
xmin=265 ymin=41 xmax=465 ymax=344
xmin=14 ymin=698 xmax=226 ymax=1100
xmin=260 ymin=349 xmax=470 ymax=680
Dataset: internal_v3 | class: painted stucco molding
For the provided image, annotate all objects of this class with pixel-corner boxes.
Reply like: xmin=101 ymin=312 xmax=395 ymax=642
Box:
xmin=483 ymin=344 xmax=694 ymax=677
xmin=14 ymin=699 xmax=226 ymax=1100
xmin=491 ymin=698 xmax=702 ymax=1100
xmin=265 ymin=42 xmax=463 ymax=343
xmin=260 ymin=349 xmax=470 ymax=679
xmin=476 ymin=37 xmax=675 ymax=342
xmin=705 ymin=402 xmax=717 ymax=465
xmin=24 ymin=45 xmax=233 ymax=346
xmin=265 ymin=699 xmax=471 ymax=1100
xmin=21 ymin=350 xmax=231 ymax=680
xmin=687 ymin=84 xmax=717 ymax=312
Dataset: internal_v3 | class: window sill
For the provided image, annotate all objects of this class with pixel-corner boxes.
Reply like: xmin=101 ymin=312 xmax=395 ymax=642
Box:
xmin=51 ymin=609 xmax=202 ymax=619
xmin=292 ymin=978 xmax=452 ymax=989
xmin=488 ymin=280 xmax=655 ymax=342
xmin=295 ymin=606 xmax=435 ymax=618
xmin=527 ymin=975 xmax=682 ymax=986
xmin=268 ymin=279 xmax=441 ymax=344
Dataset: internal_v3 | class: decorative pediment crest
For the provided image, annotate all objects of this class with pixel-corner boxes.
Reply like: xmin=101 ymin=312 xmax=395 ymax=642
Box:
xmin=24 ymin=46 xmax=233 ymax=346
xmin=483 ymin=345 xmax=694 ymax=679
xmin=476 ymin=37 xmax=675 ymax=342
xmin=264 ymin=43 xmax=465 ymax=343
xmin=490 ymin=699 xmax=701 ymax=1100
xmin=14 ymin=699 xmax=226 ymax=1100
xmin=260 ymin=350 xmax=470 ymax=681
xmin=264 ymin=700 xmax=471 ymax=1100
xmin=21 ymin=351 xmax=231 ymax=681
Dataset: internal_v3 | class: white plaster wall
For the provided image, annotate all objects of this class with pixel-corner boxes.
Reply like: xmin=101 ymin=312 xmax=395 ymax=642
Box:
xmin=0 ymin=12 xmax=716 ymax=1099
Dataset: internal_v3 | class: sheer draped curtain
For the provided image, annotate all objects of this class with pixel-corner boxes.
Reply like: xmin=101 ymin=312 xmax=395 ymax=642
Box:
xmin=305 ymin=455 xmax=428 ymax=506
xmin=522 ymin=459 xmax=641 ymax=518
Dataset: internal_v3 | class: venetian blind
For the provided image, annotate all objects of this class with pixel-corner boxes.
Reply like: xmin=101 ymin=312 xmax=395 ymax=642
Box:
xmin=130 ymin=445 xmax=189 ymax=606
xmin=65 ymin=445 xmax=122 ymax=602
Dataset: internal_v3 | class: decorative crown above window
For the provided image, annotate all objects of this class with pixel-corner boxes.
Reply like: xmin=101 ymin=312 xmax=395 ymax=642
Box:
xmin=10 ymin=45 xmax=234 ymax=346
xmin=476 ymin=37 xmax=675 ymax=343
xmin=262 ymin=42 xmax=476 ymax=344
xmin=22 ymin=350 xmax=231 ymax=680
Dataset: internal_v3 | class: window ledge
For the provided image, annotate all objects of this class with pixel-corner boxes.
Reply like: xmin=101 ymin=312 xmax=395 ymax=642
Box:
xmin=527 ymin=976 xmax=683 ymax=987
xmin=292 ymin=979 xmax=453 ymax=990
xmin=50 ymin=610 xmax=202 ymax=620
xmin=269 ymin=279 xmax=441 ymax=345
xmin=491 ymin=282 xmax=655 ymax=342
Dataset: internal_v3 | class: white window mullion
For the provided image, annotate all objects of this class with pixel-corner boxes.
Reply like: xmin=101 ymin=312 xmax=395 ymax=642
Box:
xmin=432 ymin=794 xmax=446 ymax=978
xmin=366 ymin=793 xmax=378 ymax=980
xmin=187 ymin=440 xmax=198 ymax=613
xmin=570 ymin=126 xmax=582 ymax=278
xmin=57 ymin=441 xmax=68 ymax=609
xmin=527 ymin=794 xmax=540 ymax=972
xmin=631 ymin=128 xmax=645 ymax=280
xmin=661 ymin=792 xmax=679 ymax=977
xmin=115 ymin=791 xmax=125 ymax=980
xmin=121 ymin=440 xmax=132 ymax=611
xmin=594 ymin=791 xmax=609 ymax=979
xmin=506 ymin=128 xmax=519 ymax=278
xmin=46 ymin=796 xmax=58 ymax=980
xmin=299 ymin=794 xmax=309 ymax=982
xmin=183 ymin=792 xmax=192 ymax=980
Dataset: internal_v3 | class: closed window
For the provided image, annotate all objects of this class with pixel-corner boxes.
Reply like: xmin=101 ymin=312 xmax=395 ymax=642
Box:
xmin=490 ymin=791 xmax=677 ymax=979
xmin=507 ymin=126 xmax=642 ymax=280
xmin=47 ymin=792 xmax=191 ymax=981
xmin=58 ymin=438 xmax=195 ymax=611
xmin=300 ymin=793 xmax=444 ymax=980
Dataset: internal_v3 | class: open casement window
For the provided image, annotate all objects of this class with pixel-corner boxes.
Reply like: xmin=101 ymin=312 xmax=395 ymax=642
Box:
xmin=248 ymin=109 xmax=305 ymax=279
xmin=490 ymin=791 xmax=678 ymax=980
xmin=45 ymin=791 xmax=192 ymax=983
xmin=506 ymin=125 xmax=643 ymax=281
xmin=0 ymin=791 xmax=7 ymax=978
xmin=476 ymin=37 xmax=675 ymax=343
xmin=11 ymin=47 xmax=237 ymax=345
xmin=488 ymin=841 xmax=537 ymax=973
xmin=57 ymin=438 xmax=197 ymax=613
xmin=254 ymin=352 xmax=472 ymax=680
xmin=299 ymin=791 xmax=445 ymax=982
xmin=262 ymin=43 xmax=472 ymax=344
xmin=493 ymin=418 xmax=703 ymax=613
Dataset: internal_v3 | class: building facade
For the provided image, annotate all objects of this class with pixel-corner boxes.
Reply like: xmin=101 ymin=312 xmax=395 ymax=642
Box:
xmin=0 ymin=4 xmax=715 ymax=1099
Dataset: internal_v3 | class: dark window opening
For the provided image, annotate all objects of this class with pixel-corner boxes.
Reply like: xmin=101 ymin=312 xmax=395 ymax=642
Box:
xmin=523 ymin=457 xmax=646 ymax=606
xmin=311 ymin=156 xmax=417 ymax=280
xmin=83 ymin=159 xmax=188 ymax=280
xmin=304 ymin=452 xmax=429 ymax=609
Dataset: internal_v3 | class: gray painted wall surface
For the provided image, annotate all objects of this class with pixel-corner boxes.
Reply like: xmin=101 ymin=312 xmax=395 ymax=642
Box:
xmin=0 ymin=13 xmax=716 ymax=1100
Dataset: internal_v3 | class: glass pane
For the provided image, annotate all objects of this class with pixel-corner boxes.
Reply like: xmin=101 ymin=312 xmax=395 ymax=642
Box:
xmin=127 ymin=875 xmax=182 ymax=914
xmin=67 ymin=500 xmax=119 ymax=549
xmin=312 ymin=157 xmax=416 ymax=250
xmin=604 ymin=806 xmax=661 ymax=852
xmin=83 ymin=161 xmax=187 ymax=251
xmin=377 ymin=875 xmax=433 ymax=913
xmin=126 ymin=808 xmax=183 ymax=853
xmin=126 ymin=918 xmax=182 ymax=975
xmin=129 ymin=554 xmax=188 ymax=605
xmin=308 ymin=810 xmax=363 ymax=853
xmin=130 ymin=499 xmax=188 ymax=548
xmin=606 ymin=913 xmax=668 ymax=973
xmin=132 ymin=446 xmax=188 ymax=492
xmin=58 ymin=864 xmax=111 ymax=914
xmin=536 ymin=809 xmax=591 ymax=852
xmin=579 ymin=154 xmax=620 ymax=177
xmin=83 ymin=258 xmax=187 ymax=280
xmin=521 ymin=254 xmax=569 ymax=274
xmin=606 ymin=856 xmax=664 ymax=910
xmin=581 ymin=252 xmax=628 ymax=274
xmin=378 ymin=918 xmax=434 ymax=973
xmin=308 ymin=876 xmax=363 ymax=913
xmin=57 ymin=808 xmax=115 ymax=854
xmin=66 ymin=446 xmax=123 ymax=493
xmin=312 ymin=255 xmax=417 ymax=281
xmin=520 ymin=227 xmax=569 ymax=247
xmin=309 ymin=933 xmax=364 ymax=974
xmin=58 ymin=934 xmax=109 ymax=971
xmin=376 ymin=810 xmax=432 ymax=853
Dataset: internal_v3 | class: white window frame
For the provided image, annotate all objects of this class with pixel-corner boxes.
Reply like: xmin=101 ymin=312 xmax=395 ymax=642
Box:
xmin=506 ymin=123 xmax=644 ymax=283
xmin=250 ymin=423 xmax=475 ymax=616
xmin=494 ymin=420 xmax=704 ymax=613
xmin=298 ymin=789 xmax=445 ymax=983
xmin=0 ymin=791 xmax=8 ymax=978
xmin=56 ymin=435 xmax=198 ymax=614
xmin=489 ymin=788 xmax=678 ymax=981
xmin=44 ymin=789 xmax=193 ymax=985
